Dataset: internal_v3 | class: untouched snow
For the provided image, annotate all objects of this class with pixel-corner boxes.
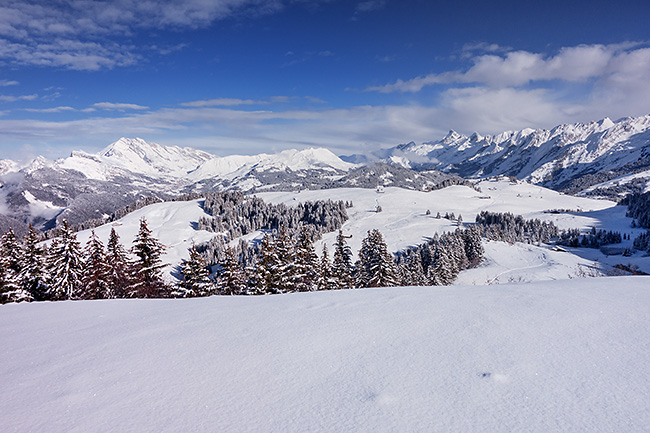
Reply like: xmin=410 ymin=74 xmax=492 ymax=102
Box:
xmin=1 ymin=277 xmax=649 ymax=432
xmin=74 ymin=199 xmax=217 ymax=279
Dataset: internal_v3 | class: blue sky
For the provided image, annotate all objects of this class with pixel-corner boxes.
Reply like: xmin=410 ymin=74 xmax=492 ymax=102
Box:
xmin=1 ymin=0 xmax=650 ymax=160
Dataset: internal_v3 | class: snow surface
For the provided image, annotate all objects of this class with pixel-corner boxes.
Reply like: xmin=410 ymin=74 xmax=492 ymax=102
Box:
xmin=1 ymin=277 xmax=649 ymax=432
xmin=73 ymin=179 xmax=649 ymax=281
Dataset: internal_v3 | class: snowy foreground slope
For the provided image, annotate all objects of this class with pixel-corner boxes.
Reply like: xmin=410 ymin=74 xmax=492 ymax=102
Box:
xmin=2 ymin=277 xmax=649 ymax=432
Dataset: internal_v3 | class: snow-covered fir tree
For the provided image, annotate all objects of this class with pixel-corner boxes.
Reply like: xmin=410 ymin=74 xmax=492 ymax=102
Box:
xmin=292 ymin=227 xmax=319 ymax=292
xmin=47 ymin=220 xmax=85 ymax=300
xmin=355 ymin=229 xmax=398 ymax=288
xmin=0 ymin=229 xmax=31 ymax=303
xmin=331 ymin=229 xmax=354 ymax=289
xmin=131 ymin=217 xmax=168 ymax=298
xmin=106 ymin=228 xmax=133 ymax=298
xmin=81 ymin=231 xmax=112 ymax=299
xmin=317 ymin=244 xmax=338 ymax=291
xmin=255 ymin=233 xmax=279 ymax=294
xmin=217 ymin=245 xmax=248 ymax=295
xmin=19 ymin=224 xmax=48 ymax=301
xmin=176 ymin=244 xmax=214 ymax=297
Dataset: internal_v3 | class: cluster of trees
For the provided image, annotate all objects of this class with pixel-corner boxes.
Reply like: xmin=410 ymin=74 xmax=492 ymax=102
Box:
xmin=0 ymin=218 xmax=169 ymax=304
xmin=557 ymin=227 xmax=623 ymax=248
xmin=633 ymin=231 xmax=650 ymax=253
xmin=395 ymin=226 xmax=484 ymax=286
xmin=623 ymin=191 xmax=650 ymax=228
xmin=180 ymin=225 xmax=485 ymax=295
xmin=197 ymin=191 xmax=349 ymax=241
xmin=474 ymin=211 xmax=559 ymax=244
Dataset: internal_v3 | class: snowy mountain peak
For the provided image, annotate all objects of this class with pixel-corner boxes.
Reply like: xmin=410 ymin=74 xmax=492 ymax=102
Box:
xmin=96 ymin=137 xmax=214 ymax=178
xmin=442 ymin=130 xmax=465 ymax=144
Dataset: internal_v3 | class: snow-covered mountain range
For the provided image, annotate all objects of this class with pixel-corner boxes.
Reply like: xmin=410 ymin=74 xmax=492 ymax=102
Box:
xmin=352 ymin=115 xmax=650 ymax=195
xmin=2 ymin=114 xmax=650 ymax=234
xmin=0 ymin=137 xmax=465 ymax=233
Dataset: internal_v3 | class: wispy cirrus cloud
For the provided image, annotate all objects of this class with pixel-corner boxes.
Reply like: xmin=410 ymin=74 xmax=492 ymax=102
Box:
xmin=180 ymin=98 xmax=264 ymax=107
xmin=0 ymin=80 xmax=19 ymax=87
xmin=23 ymin=106 xmax=76 ymax=113
xmin=0 ymin=93 xmax=38 ymax=102
xmin=91 ymin=102 xmax=149 ymax=111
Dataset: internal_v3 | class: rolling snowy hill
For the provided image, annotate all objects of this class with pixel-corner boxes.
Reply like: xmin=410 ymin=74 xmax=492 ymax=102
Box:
xmin=72 ymin=179 xmax=648 ymax=284
xmin=2 ymin=277 xmax=649 ymax=432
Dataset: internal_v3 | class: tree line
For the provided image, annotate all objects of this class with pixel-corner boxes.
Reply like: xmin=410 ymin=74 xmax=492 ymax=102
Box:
xmin=0 ymin=218 xmax=169 ymax=304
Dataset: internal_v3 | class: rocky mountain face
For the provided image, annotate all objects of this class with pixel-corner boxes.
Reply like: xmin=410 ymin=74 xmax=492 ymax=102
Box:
xmin=375 ymin=115 xmax=650 ymax=196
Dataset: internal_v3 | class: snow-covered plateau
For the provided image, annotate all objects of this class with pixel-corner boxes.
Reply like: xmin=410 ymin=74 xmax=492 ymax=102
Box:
xmin=1 ymin=277 xmax=649 ymax=432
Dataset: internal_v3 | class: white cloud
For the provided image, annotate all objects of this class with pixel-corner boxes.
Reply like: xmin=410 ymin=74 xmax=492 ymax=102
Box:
xmin=180 ymin=98 xmax=263 ymax=107
xmin=0 ymin=79 xmax=19 ymax=87
xmin=23 ymin=106 xmax=76 ymax=113
xmin=91 ymin=102 xmax=149 ymax=111
xmin=368 ymin=43 xmax=650 ymax=92
xmin=0 ymin=94 xmax=38 ymax=102
xmin=0 ymin=0 xmax=329 ymax=71
xmin=355 ymin=0 xmax=388 ymax=13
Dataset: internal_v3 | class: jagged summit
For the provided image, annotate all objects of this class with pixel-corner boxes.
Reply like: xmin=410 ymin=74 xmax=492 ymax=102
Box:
xmin=383 ymin=114 xmax=650 ymax=191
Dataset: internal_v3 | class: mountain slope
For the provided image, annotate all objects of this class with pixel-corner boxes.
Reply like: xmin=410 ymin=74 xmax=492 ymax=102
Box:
xmin=381 ymin=115 xmax=650 ymax=195
xmin=0 ymin=139 xmax=359 ymax=232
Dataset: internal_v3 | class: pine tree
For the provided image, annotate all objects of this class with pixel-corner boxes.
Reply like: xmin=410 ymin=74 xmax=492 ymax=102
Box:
xmin=317 ymin=244 xmax=338 ymax=291
xmin=332 ymin=229 xmax=354 ymax=289
xmin=106 ymin=228 xmax=133 ymax=298
xmin=82 ymin=231 xmax=112 ymax=299
xmin=293 ymin=227 xmax=318 ymax=292
xmin=255 ymin=233 xmax=278 ymax=294
xmin=217 ymin=246 xmax=248 ymax=295
xmin=463 ymin=226 xmax=484 ymax=266
xmin=131 ymin=217 xmax=168 ymax=298
xmin=0 ymin=229 xmax=31 ymax=303
xmin=19 ymin=224 xmax=48 ymax=301
xmin=177 ymin=244 xmax=213 ymax=297
xmin=428 ymin=245 xmax=454 ymax=286
xmin=273 ymin=227 xmax=296 ymax=293
xmin=47 ymin=220 xmax=85 ymax=300
xmin=356 ymin=229 xmax=398 ymax=288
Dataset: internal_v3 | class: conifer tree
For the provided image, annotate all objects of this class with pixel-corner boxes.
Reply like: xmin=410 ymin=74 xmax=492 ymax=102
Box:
xmin=273 ymin=227 xmax=296 ymax=292
xmin=293 ymin=227 xmax=318 ymax=292
xmin=217 ymin=246 xmax=248 ymax=295
xmin=19 ymin=224 xmax=48 ymax=301
xmin=47 ymin=220 xmax=85 ymax=300
xmin=317 ymin=244 xmax=338 ymax=291
xmin=0 ymin=229 xmax=31 ymax=303
xmin=255 ymin=233 xmax=278 ymax=294
xmin=106 ymin=228 xmax=133 ymax=298
xmin=332 ymin=229 xmax=354 ymax=289
xmin=131 ymin=217 xmax=168 ymax=298
xmin=356 ymin=229 xmax=398 ymax=288
xmin=428 ymin=245 xmax=454 ymax=286
xmin=82 ymin=231 xmax=112 ymax=299
xmin=177 ymin=244 xmax=213 ymax=297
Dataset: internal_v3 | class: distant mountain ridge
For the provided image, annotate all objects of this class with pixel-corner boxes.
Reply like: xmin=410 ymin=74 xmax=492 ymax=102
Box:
xmin=0 ymin=138 xmax=467 ymax=234
xmin=2 ymin=114 xmax=650 ymax=234
xmin=374 ymin=115 xmax=650 ymax=195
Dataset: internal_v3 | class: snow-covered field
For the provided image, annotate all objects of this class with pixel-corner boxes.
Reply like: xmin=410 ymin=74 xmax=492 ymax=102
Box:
xmin=2 ymin=276 xmax=649 ymax=432
xmin=73 ymin=179 xmax=649 ymax=282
